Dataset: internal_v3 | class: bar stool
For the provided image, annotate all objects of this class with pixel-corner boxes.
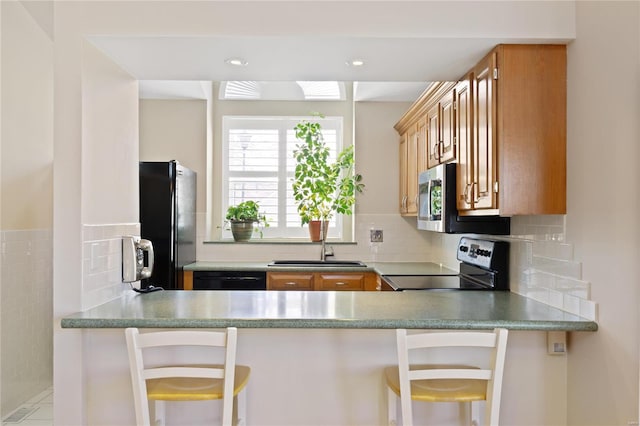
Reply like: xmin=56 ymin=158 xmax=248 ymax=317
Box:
xmin=125 ymin=327 xmax=250 ymax=426
xmin=384 ymin=328 xmax=509 ymax=426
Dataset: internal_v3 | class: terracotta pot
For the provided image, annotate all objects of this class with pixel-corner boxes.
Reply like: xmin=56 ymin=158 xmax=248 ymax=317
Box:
xmin=308 ymin=220 xmax=329 ymax=242
xmin=230 ymin=221 xmax=255 ymax=242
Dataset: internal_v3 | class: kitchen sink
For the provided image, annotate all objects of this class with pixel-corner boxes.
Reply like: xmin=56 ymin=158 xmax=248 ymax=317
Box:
xmin=268 ymin=260 xmax=367 ymax=267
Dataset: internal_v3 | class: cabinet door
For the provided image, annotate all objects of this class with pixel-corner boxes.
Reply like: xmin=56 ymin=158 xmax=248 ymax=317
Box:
xmin=398 ymin=133 xmax=408 ymax=214
xmin=417 ymin=117 xmax=428 ymax=174
xmin=426 ymin=103 xmax=440 ymax=170
xmin=267 ymin=272 xmax=314 ymax=290
xmin=405 ymin=125 xmax=419 ymax=215
xmin=427 ymin=90 xmax=456 ymax=169
xmin=473 ymin=52 xmax=498 ymax=211
xmin=456 ymin=77 xmax=473 ymax=211
xmin=316 ymin=273 xmax=365 ymax=291
xmin=439 ymin=90 xmax=456 ymax=164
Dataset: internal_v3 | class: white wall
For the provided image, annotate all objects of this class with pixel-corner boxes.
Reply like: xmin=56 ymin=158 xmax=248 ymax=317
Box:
xmin=0 ymin=1 xmax=53 ymax=417
xmin=139 ymin=99 xmax=208 ymax=213
xmin=53 ymin=5 xmax=140 ymax=423
xmin=564 ymin=2 xmax=640 ymax=424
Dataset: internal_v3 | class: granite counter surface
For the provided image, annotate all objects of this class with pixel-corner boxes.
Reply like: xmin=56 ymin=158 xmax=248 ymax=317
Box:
xmin=61 ymin=290 xmax=597 ymax=331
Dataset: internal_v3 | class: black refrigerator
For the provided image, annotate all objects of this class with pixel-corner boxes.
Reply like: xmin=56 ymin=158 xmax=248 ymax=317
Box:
xmin=139 ymin=161 xmax=196 ymax=290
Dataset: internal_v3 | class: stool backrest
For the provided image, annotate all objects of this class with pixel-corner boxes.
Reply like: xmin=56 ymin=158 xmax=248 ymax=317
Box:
xmin=396 ymin=328 xmax=508 ymax=426
xmin=125 ymin=327 xmax=238 ymax=426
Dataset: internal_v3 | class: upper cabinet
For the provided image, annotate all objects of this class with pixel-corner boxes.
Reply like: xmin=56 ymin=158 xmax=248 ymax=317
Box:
xmin=491 ymin=44 xmax=566 ymax=215
xmin=395 ymin=82 xmax=456 ymax=217
xmin=395 ymin=44 xmax=567 ymax=217
xmin=426 ymin=89 xmax=456 ymax=169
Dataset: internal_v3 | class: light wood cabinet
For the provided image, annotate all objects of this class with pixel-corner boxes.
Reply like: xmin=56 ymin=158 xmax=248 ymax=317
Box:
xmin=426 ymin=89 xmax=456 ymax=169
xmin=398 ymin=127 xmax=419 ymax=216
xmin=395 ymin=82 xmax=456 ymax=216
xmin=470 ymin=52 xmax=498 ymax=211
xmin=396 ymin=44 xmax=566 ymax=217
xmin=455 ymin=77 xmax=473 ymax=211
xmin=267 ymin=272 xmax=314 ymax=290
xmin=316 ymin=273 xmax=365 ymax=291
xmin=267 ymin=271 xmax=378 ymax=291
xmin=459 ymin=44 xmax=567 ymax=216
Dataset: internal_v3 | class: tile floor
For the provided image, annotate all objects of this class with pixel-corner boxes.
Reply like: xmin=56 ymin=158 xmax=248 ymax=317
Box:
xmin=2 ymin=388 xmax=53 ymax=425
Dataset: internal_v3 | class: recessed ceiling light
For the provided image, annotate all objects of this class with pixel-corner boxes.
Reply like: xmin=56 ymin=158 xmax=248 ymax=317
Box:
xmin=346 ymin=59 xmax=365 ymax=67
xmin=225 ymin=58 xmax=248 ymax=67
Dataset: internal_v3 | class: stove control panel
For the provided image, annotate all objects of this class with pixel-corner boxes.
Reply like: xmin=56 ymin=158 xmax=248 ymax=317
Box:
xmin=457 ymin=237 xmax=508 ymax=271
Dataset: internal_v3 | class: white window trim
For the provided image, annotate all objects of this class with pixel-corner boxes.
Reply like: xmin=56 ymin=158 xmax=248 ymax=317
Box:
xmin=220 ymin=115 xmax=352 ymax=241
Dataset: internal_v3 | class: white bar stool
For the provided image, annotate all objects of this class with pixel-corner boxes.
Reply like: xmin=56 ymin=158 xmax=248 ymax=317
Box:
xmin=384 ymin=328 xmax=509 ymax=426
xmin=125 ymin=327 xmax=250 ymax=426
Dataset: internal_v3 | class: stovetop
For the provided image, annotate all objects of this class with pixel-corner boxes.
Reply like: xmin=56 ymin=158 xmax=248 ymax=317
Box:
xmin=383 ymin=237 xmax=509 ymax=291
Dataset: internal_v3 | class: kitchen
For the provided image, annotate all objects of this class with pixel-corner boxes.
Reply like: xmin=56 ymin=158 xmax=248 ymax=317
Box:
xmin=1 ymin=1 xmax=639 ymax=426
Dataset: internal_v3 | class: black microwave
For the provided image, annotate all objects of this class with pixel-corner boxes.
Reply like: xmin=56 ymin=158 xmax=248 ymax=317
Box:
xmin=417 ymin=163 xmax=510 ymax=235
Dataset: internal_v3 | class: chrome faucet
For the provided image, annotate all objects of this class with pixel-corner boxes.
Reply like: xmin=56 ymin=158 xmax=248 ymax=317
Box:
xmin=319 ymin=221 xmax=334 ymax=261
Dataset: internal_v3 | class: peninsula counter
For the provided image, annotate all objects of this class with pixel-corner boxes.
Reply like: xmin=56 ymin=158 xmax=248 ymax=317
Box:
xmin=61 ymin=289 xmax=597 ymax=331
xmin=61 ymin=290 xmax=596 ymax=425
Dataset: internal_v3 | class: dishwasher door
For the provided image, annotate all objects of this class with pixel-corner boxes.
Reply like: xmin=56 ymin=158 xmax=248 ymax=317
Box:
xmin=193 ymin=271 xmax=267 ymax=290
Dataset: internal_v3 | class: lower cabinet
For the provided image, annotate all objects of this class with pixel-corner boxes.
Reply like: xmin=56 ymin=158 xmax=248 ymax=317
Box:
xmin=267 ymin=272 xmax=315 ymax=291
xmin=267 ymin=271 xmax=378 ymax=291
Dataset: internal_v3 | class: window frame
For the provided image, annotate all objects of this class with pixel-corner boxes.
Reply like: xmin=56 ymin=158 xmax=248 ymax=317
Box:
xmin=221 ymin=115 xmax=348 ymax=241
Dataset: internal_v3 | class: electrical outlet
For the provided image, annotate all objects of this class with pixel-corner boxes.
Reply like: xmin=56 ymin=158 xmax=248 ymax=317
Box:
xmin=547 ymin=331 xmax=567 ymax=355
xmin=370 ymin=229 xmax=383 ymax=243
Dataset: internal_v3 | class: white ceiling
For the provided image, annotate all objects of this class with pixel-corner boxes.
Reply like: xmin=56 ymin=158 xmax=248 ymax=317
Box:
xmin=90 ymin=35 xmax=567 ymax=102
xmin=88 ymin=36 xmax=491 ymax=102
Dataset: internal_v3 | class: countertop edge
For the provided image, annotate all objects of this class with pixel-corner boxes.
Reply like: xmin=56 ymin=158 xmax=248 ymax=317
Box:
xmin=60 ymin=317 xmax=597 ymax=332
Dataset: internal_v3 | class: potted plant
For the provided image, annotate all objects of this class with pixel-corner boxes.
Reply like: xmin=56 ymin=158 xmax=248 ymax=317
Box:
xmin=225 ymin=200 xmax=268 ymax=242
xmin=292 ymin=117 xmax=365 ymax=242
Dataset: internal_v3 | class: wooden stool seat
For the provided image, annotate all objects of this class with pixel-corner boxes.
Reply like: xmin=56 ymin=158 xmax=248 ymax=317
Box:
xmin=384 ymin=365 xmax=487 ymax=403
xmin=147 ymin=365 xmax=251 ymax=401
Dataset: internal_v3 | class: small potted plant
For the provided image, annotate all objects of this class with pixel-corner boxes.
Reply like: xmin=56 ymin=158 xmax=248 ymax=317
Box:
xmin=225 ymin=200 xmax=268 ymax=242
xmin=292 ymin=116 xmax=365 ymax=241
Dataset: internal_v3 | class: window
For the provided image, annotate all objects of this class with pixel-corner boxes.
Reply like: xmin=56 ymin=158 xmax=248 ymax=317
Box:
xmin=222 ymin=116 xmax=344 ymax=240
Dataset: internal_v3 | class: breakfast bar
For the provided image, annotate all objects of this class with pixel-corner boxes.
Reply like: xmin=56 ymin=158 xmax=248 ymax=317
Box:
xmin=61 ymin=290 xmax=596 ymax=425
xmin=62 ymin=289 xmax=597 ymax=331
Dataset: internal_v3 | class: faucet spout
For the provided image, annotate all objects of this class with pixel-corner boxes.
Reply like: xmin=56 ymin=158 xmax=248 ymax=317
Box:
xmin=320 ymin=221 xmax=326 ymax=260
xmin=319 ymin=220 xmax=333 ymax=261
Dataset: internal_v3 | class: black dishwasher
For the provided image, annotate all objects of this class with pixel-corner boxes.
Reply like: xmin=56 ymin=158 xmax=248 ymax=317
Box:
xmin=192 ymin=271 xmax=267 ymax=290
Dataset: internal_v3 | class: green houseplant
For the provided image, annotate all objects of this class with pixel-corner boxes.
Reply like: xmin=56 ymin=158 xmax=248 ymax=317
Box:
xmin=292 ymin=118 xmax=364 ymax=241
xmin=225 ymin=200 xmax=268 ymax=242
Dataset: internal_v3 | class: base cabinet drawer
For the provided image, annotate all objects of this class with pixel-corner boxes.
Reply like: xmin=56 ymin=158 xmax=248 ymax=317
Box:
xmin=267 ymin=272 xmax=378 ymax=291
xmin=267 ymin=272 xmax=314 ymax=290
xmin=316 ymin=273 xmax=364 ymax=291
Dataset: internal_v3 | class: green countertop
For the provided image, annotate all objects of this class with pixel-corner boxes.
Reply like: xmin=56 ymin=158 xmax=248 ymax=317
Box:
xmin=183 ymin=261 xmax=458 ymax=275
xmin=61 ymin=290 xmax=597 ymax=331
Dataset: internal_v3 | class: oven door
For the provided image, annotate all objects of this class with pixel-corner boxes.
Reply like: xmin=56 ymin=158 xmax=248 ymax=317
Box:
xmin=417 ymin=165 xmax=447 ymax=232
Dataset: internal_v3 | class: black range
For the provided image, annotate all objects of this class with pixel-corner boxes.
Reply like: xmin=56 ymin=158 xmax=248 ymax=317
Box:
xmin=382 ymin=237 xmax=509 ymax=291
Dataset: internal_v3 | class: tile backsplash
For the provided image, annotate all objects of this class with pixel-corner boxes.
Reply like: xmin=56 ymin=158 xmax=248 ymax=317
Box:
xmin=1 ymin=228 xmax=53 ymax=417
xmin=509 ymin=216 xmax=597 ymax=321
xmin=197 ymin=212 xmax=597 ymax=321
xmin=82 ymin=223 xmax=139 ymax=310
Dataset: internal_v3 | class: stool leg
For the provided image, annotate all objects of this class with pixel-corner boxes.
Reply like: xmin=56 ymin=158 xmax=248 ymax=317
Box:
xmin=470 ymin=400 xmax=480 ymax=426
xmin=152 ymin=400 xmax=166 ymax=426
xmin=236 ymin=389 xmax=247 ymax=426
xmin=387 ymin=388 xmax=398 ymax=426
